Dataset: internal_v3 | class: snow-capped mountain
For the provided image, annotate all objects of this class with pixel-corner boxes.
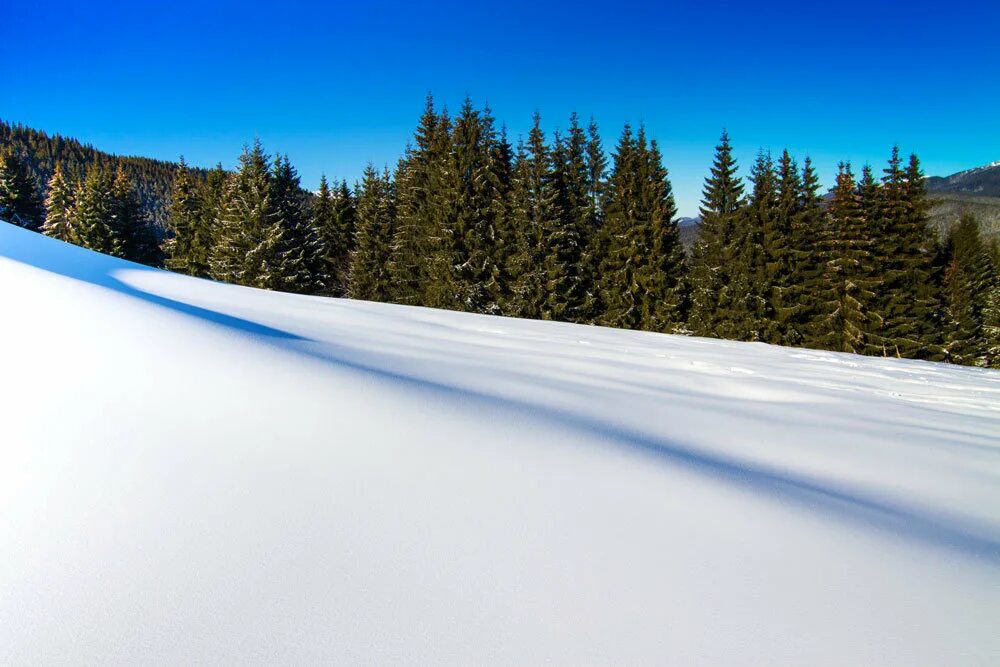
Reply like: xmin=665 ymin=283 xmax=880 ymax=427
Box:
xmin=926 ymin=160 xmax=1000 ymax=196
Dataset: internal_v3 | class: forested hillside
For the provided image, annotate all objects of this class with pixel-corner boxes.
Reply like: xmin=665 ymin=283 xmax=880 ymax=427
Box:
xmin=3 ymin=99 xmax=999 ymax=368
xmin=0 ymin=119 xmax=209 ymax=227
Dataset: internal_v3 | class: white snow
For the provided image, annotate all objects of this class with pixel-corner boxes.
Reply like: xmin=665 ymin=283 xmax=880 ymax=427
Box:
xmin=1 ymin=221 xmax=998 ymax=665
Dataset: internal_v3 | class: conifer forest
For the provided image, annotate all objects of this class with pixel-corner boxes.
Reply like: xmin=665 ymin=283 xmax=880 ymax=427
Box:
xmin=3 ymin=98 xmax=998 ymax=367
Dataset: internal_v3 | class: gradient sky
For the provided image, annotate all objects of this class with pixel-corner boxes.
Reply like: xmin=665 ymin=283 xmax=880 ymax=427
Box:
xmin=3 ymin=0 xmax=998 ymax=216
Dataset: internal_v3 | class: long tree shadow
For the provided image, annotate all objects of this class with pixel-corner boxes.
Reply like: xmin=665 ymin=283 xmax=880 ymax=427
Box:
xmin=6 ymin=224 xmax=999 ymax=565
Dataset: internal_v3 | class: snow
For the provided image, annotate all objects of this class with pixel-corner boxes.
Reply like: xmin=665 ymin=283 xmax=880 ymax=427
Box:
xmin=1 ymin=220 xmax=998 ymax=665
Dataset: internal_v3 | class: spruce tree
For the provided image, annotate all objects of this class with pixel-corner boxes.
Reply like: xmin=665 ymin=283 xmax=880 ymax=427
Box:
xmin=790 ymin=157 xmax=830 ymax=346
xmin=873 ymin=148 xmax=941 ymax=358
xmin=940 ymin=213 xmax=996 ymax=365
xmin=816 ymin=163 xmax=878 ymax=353
xmin=388 ymin=96 xmax=444 ymax=305
xmin=312 ymin=174 xmax=353 ymax=296
xmin=349 ymin=165 xmax=396 ymax=301
xmin=164 ymin=157 xmax=205 ymax=275
xmin=596 ymin=125 xmax=685 ymax=331
xmin=728 ymin=152 xmax=775 ymax=342
xmin=272 ymin=155 xmax=325 ymax=294
xmin=765 ymin=150 xmax=803 ymax=344
xmin=73 ymin=167 xmax=122 ymax=256
xmin=112 ymin=166 xmax=161 ymax=265
xmin=41 ymin=164 xmax=76 ymax=242
xmin=0 ymin=147 xmax=43 ymax=230
xmin=687 ymin=130 xmax=746 ymax=338
xmin=541 ymin=130 xmax=587 ymax=321
xmin=210 ymin=141 xmax=285 ymax=289
xmin=508 ymin=116 xmax=560 ymax=320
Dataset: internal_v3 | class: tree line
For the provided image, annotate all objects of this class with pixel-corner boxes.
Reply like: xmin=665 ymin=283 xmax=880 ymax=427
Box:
xmin=0 ymin=119 xmax=205 ymax=227
xmin=2 ymin=96 xmax=998 ymax=367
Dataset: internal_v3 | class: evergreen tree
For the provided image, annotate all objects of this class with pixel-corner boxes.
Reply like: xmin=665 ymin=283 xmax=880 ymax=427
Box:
xmin=112 ymin=165 xmax=161 ymax=265
xmin=940 ymin=213 xmax=996 ymax=365
xmin=687 ymin=130 xmax=746 ymax=338
xmin=727 ymin=152 xmax=775 ymax=341
xmin=0 ymin=147 xmax=43 ymax=230
xmin=872 ymin=148 xmax=941 ymax=358
xmin=41 ymin=164 xmax=76 ymax=242
xmin=311 ymin=174 xmax=353 ymax=296
xmin=541 ymin=130 xmax=587 ymax=321
xmin=73 ymin=167 xmax=122 ymax=256
xmin=272 ymin=155 xmax=325 ymax=294
xmin=349 ymin=165 xmax=396 ymax=301
xmin=210 ymin=141 xmax=285 ymax=289
xmin=787 ymin=157 xmax=828 ymax=346
xmin=508 ymin=116 xmax=560 ymax=319
xmin=816 ymin=163 xmax=878 ymax=353
xmin=164 ymin=157 xmax=205 ymax=275
xmin=596 ymin=125 xmax=685 ymax=331
xmin=765 ymin=150 xmax=803 ymax=344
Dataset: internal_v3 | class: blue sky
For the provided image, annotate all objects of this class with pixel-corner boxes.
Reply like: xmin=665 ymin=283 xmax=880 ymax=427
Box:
xmin=3 ymin=0 xmax=998 ymax=215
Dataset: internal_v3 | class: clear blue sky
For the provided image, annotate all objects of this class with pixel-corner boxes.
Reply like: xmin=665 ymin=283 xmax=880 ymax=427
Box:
xmin=3 ymin=0 xmax=998 ymax=216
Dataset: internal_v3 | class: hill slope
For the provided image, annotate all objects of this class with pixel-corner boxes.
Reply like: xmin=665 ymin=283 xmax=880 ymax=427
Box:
xmin=0 ymin=119 xmax=208 ymax=227
xmin=1 ymin=221 xmax=998 ymax=665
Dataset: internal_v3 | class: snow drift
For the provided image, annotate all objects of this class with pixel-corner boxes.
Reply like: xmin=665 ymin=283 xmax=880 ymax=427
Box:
xmin=1 ymin=221 xmax=998 ymax=665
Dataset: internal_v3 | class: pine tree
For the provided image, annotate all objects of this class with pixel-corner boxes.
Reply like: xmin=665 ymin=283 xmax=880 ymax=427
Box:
xmin=790 ymin=157 xmax=830 ymax=346
xmin=423 ymin=108 xmax=460 ymax=311
xmin=0 ymin=147 xmax=43 ymax=230
xmin=210 ymin=141 xmax=285 ymax=289
xmin=872 ymin=148 xmax=941 ymax=358
xmin=508 ymin=116 xmax=561 ymax=319
xmin=41 ymin=165 xmax=76 ymax=242
xmin=73 ymin=167 xmax=122 ymax=256
xmin=816 ymin=163 xmax=878 ymax=353
xmin=541 ymin=130 xmax=587 ymax=321
xmin=940 ymin=213 xmax=996 ymax=365
xmin=272 ymin=155 xmax=325 ymax=294
xmin=112 ymin=165 xmax=161 ymax=265
xmin=164 ymin=157 xmax=204 ymax=275
xmin=312 ymin=174 xmax=352 ymax=296
xmin=349 ymin=165 xmax=396 ymax=301
xmin=579 ymin=117 xmax=608 ymax=323
xmin=765 ymin=150 xmax=803 ymax=343
xmin=687 ymin=130 xmax=746 ymax=338
xmin=728 ymin=152 xmax=775 ymax=341
xmin=983 ymin=242 xmax=1000 ymax=368
xmin=596 ymin=125 xmax=685 ymax=331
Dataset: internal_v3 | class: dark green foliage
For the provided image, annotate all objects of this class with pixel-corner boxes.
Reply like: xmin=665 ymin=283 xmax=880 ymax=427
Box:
xmin=272 ymin=155 xmax=325 ymax=294
xmin=0 ymin=119 xmax=207 ymax=228
xmin=10 ymin=106 xmax=992 ymax=369
xmin=816 ymin=164 xmax=879 ymax=353
xmin=210 ymin=141 xmax=285 ymax=289
xmin=688 ymin=130 xmax=746 ymax=338
xmin=595 ymin=125 xmax=685 ymax=331
xmin=41 ymin=165 xmax=75 ymax=242
xmin=72 ymin=167 xmax=122 ymax=256
xmin=872 ymin=149 xmax=942 ymax=358
xmin=312 ymin=175 xmax=355 ymax=296
xmin=349 ymin=165 xmax=396 ymax=301
xmin=0 ymin=147 xmax=43 ymax=230
xmin=164 ymin=158 xmax=207 ymax=275
xmin=940 ymin=213 xmax=996 ymax=365
xmin=390 ymin=96 xmax=441 ymax=305
xmin=113 ymin=166 xmax=162 ymax=266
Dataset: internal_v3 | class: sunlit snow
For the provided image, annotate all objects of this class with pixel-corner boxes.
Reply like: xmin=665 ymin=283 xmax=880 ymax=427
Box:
xmin=1 ymin=221 xmax=998 ymax=665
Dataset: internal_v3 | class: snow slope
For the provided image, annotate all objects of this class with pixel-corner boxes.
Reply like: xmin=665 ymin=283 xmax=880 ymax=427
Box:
xmin=1 ymin=221 xmax=998 ymax=665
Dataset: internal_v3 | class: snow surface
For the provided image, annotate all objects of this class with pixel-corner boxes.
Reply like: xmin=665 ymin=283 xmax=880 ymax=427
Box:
xmin=1 ymin=220 xmax=999 ymax=665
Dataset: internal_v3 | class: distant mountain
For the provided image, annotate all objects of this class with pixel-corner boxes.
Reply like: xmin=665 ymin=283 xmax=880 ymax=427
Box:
xmin=924 ymin=161 xmax=1000 ymax=241
xmin=926 ymin=161 xmax=1000 ymax=197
